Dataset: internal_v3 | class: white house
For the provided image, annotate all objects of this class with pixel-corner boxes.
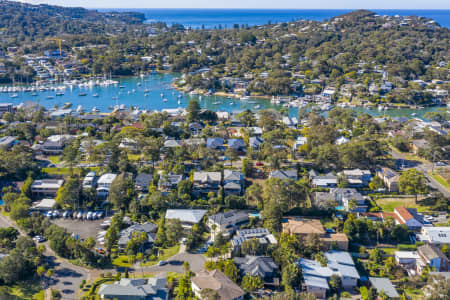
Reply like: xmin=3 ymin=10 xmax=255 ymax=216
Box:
xmin=96 ymin=173 xmax=117 ymax=198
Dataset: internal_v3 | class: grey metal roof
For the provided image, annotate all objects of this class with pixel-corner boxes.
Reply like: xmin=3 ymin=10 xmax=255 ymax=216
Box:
xmin=165 ymin=209 xmax=207 ymax=224
xmin=234 ymin=255 xmax=278 ymax=278
xmin=369 ymin=277 xmax=400 ymax=298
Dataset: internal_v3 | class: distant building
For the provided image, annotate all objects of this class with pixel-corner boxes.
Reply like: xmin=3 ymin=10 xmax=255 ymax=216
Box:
xmin=193 ymin=172 xmax=222 ymax=196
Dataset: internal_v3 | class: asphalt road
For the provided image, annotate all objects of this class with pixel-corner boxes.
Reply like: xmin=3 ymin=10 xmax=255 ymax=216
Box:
xmin=390 ymin=149 xmax=450 ymax=198
xmin=0 ymin=214 xmax=89 ymax=300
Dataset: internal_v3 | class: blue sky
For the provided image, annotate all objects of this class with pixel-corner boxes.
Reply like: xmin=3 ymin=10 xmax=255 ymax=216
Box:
xmin=17 ymin=0 xmax=450 ymax=9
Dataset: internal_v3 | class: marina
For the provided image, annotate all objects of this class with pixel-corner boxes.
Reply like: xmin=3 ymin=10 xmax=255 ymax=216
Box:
xmin=0 ymin=73 xmax=442 ymax=118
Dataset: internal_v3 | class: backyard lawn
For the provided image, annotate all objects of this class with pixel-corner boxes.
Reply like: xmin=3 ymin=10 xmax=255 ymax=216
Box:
xmin=140 ymin=245 xmax=180 ymax=267
xmin=375 ymin=196 xmax=432 ymax=213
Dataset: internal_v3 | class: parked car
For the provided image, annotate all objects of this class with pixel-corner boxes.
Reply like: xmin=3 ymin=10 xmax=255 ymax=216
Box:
xmin=32 ymin=235 xmax=45 ymax=243
xmin=158 ymin=260 xmax=168 ymax=266
xmin=76 ymin=211 xmax=83 ymax=219
xmin=87 ymin=212 xmax=93 ymax=220
xmin=52 ymin=210 xmax=60 ymax=218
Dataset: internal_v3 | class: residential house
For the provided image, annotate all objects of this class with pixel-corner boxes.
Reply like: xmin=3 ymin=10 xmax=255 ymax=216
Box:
xmin=165 ymin=209 xmax=207 ymax=229
xmin=299 ymin=251 xmax=360 ymax=297
xmin=191 ymin=270 xmax=245 ymax=300
xmin=234 ymin=255 xmax=279 ymax=286
xmin=249 ymin=137 xmax=263 ymax=150
xmin=324 ymin=251 xmax=360 ymax=288
xmin=32 ymin=198 xmax=56 ymax=211
xmin=158 ymin=173 xmax=183 ymax=192
xmin=394 ymin=251 xmax=420 ymax=272
xmin=418 ymin=227 xmax=450 ymax=246
xmin=188 ymin=122 xmax=204 ymax=136
xmin=163 ymin=139 xmax=181 ymax=148
xmin=293 ymin=136 xmax=307 ymax=152
xmin=394 ymin=207 xmax=423 ymax=230
xmin=193 ymin=172 xmax=222 ymax=196
xmin=0 ymin=136 xmax=17 ymax=149
xmin=282 ymin=217 xmax=349 ymax=251
xmin=0 ymin=103 xmax=13 ymax=116
xmin=231 ymin=228 xmax=277 ymax=250
xmin=118 ymin=222 xmax=158 ymax=250
xmin=96 ymin=174 xmax=117 ymax=198
xmin=313 ymin=188 xmax=367 ymax=213
xmin=206 ymin=138 xmax=224 ymax=150
xmin=134 ymin=173 xmax=153 ymax=192
xmin=227 ymin=139 xmax=246 ymax=152
xmin=31 ymin=179 xmax=64 ymax=197
xmin=310 ymin=172 xmax=338 ymax=188
xmin=369 ymin=277 xmax=400 ymax=299
xmin=82 ymin=171 xmax=97 ymax=189
xmin=269 ymin=169 xmax=298 ymax=180
xmin=338 ymin=169 xmax=371 ymax=188
xmin=119 ymin=138 xmax=137 ymax=151
xmin=98 ymin=277 xmax=169 ymax=300
xmin=207 ymin=210 xmax=249 ymax=240
xmin=376 ymin=167 xmax=399 ymax=192
xmin=223 ymin=170 xmax=244 ymax=195
xmin=42 ymin=135 xmax=74 ymax=155
xmin=410 ymin=139 xmax=430 ymax=154
xmin=417 ymin=244 xmax=449 ymax=272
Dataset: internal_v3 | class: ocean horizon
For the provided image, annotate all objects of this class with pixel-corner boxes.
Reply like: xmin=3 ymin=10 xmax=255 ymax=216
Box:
xmin=98 ymin=8 xmax=450 ymax=28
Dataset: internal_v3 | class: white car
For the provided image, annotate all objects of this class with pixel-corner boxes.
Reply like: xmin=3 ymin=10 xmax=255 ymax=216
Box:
xmin=158 ymin=260 xmax=168 ymax=266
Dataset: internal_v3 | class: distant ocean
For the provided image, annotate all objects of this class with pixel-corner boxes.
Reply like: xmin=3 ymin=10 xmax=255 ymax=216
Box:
xmin=99 ymin=9 xmax=450 ymax=29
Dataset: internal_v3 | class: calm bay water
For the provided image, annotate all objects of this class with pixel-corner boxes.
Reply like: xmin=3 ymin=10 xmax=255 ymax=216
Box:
xmin=0 ymin=73 xmax=440 ymax=118
xmin=101 ymin=8 xmax=450 ymax=28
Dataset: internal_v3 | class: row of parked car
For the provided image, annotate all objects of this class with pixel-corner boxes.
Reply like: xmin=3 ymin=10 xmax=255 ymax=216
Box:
xmin=44 ymin=210 xmax=105 ymax=220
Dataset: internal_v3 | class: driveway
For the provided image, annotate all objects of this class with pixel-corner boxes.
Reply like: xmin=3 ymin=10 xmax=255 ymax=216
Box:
xmin=136 ymin=252 xmax=207 ymax=273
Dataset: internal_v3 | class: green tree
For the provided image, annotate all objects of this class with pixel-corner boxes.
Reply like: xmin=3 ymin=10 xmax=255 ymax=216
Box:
xmin=399 ymin=168 xmax=427 ymax=203
xmin=281 ymin=263 xmax=301 ymax=292
xmin=241 ymin=275 xmax=263 ymax=292
xmin=187 ymin=99 xmax=201 ymax=123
